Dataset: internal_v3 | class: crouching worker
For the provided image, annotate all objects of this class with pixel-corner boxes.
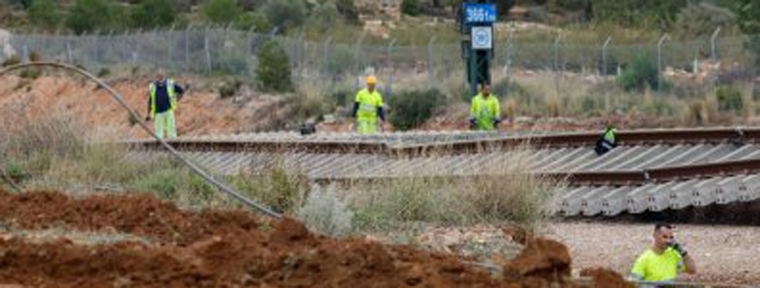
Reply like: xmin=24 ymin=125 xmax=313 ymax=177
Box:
xmin=595 ymin=125 xmax=617 ymax=155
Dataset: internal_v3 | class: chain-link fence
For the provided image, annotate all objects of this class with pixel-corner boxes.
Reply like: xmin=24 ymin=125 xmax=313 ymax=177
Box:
xmin=3 ymin=27 xmax=758 ymax=97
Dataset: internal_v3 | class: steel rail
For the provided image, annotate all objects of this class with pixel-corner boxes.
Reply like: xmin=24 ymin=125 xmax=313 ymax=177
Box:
xmin=127 ymin=127 xmax=758 ymax=155
xmin=0 ymin=62 xmax=282 ymax=219
xmin=309 ymin=157 xmax=760 ymax=187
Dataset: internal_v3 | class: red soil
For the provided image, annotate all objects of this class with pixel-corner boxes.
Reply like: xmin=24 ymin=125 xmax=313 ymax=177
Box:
xmin=0 ymin=189 xmax=627 ymax=287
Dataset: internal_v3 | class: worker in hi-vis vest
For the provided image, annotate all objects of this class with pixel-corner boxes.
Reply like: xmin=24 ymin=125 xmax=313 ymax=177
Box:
xmin=146 ymin=70 xmax=185 ymax=139
xmin=352 ymin=76 xmax=385 ymax=134
xmin=469 ymin=82 xmax=501 ymax=131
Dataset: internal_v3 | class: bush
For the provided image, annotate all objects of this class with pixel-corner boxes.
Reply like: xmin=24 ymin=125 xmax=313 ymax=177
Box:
xmin=401 ymin=0 xmax=419 ymax=16
xmin=716 ymin=85 xmax=743 ymax=112
xmin=130 ymin=0 xmax=176 ymax=29
xmin=390 ymin=88 xmax=446 ymax=131
xmin=29 ymin=0 xmax=60 ymax=31
xmin=296 ymin=184 xmax=354 ymax=236
xmin=201 ymin=0 xmax=241 ymax=24
xmin=617 ymin=53 xmax=660 ymax=91
xmin=234 ymin=12 xmax=273 ymax=33
xmin=217 ymin=77 xmax=243 ymax=99
xmin=674 ymin=2 xmax=736 ymax=39
xmin=4 ymin=161 xmax=30 ymax=184
xmin=335 ymin=0 xmax=359 ymax=24
xmin=66 ymin=0 xmax=125 ymax=34
xmin=1 ymin=56 xmax=21 ymax=67
xmin=240 ymin=0 xmax=265 ymax=10
xmin=308 ymin=2 xmax=339 ymax=32
xmin=261 ymin=0 xmax=306 ymax=32
xmin=256 ymin=41 xmax=292 ymax=92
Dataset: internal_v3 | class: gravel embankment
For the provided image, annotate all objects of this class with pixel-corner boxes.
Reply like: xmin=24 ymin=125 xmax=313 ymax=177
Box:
xmin=545 ymin=221 xmax=760 ymax=285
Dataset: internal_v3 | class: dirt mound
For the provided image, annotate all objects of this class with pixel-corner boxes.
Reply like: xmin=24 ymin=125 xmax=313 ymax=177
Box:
xmin=0 ymin=190 xmax=261 ymax=245
xmin=503 ymin=238 xmax=574 ymax=286
xmin=0 ymin=189 xmax=616 ymax=287
xmin=580 ymin=268 xmax=634 ymax=288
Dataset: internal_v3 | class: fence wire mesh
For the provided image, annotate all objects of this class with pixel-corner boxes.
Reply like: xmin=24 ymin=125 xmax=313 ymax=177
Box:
xmin=3 ymin=28 xmax=759 ymax=96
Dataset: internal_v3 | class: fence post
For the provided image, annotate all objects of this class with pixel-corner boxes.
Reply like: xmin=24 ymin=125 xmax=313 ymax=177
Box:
xmin=710 ymin=27 xmax=721 ymax=63
xmin=657 ymin=34 xmax=670 ymax=91
xmin=386 ymin=39 xmax=396 ymax=103
xmin=427 ymin=36 xmax=437 ymax=81
xmin=66 ymin=36 xmax=73 ymax=64
xmin=296 ymin=31 xmax=305 ymax=80
xmin=601 ymin=36 xmax=612 ymax=76
xmin=353 ymin=30 xmax=367 ymax=91
xmin=553 ymin=34 xmax=562 ymax=98
xmin=205 ymin=27 xmax=212 ymax=74
xmin=322 ymin=37 xmax=332 ymax=79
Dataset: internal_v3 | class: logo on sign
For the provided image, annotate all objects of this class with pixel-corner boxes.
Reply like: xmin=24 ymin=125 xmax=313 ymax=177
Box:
xmin=471 ymin=26 xmax=492 ymax=50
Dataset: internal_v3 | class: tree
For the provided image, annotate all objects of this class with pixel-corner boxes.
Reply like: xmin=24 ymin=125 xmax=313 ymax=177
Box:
xmin=736 ymin=0 xmax=760 ymax=64
xmin=29 ymin=0 xmax=60 ymax=31
xmin=256 ymin=41 xmax=292 ymax=92
xmin=308 ymin=2 xmax=339 ymax=32
xmin=66 ymin=0 xmax=124 ymax=34
xmin=261 ymin=0 xmax=306 ymax=32
xmin=234 ymin=12 xmax=272 ymax=33
xmin=201 ymin=0 xmax=241 ymax=24
xmin=335 ymin=0 xmax=359 ymax=24
xmin=11 ymin=0 xmax=34 ymax=9
xmin=401 ymin=0 xmax=419 ymax=16
xmin=674 ymin=2 xmax=736 ymax=39
xmin=130 ymin=0 xmax=176 ymax=29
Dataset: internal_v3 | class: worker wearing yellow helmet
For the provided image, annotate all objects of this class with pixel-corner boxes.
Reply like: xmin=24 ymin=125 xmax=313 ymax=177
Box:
xmin=352 ymin=76 xmax=385 ymax=134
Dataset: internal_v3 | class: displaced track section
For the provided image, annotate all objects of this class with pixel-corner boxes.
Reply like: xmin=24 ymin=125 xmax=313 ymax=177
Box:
xmin=128 ymin=128 xmax=760 ymax=217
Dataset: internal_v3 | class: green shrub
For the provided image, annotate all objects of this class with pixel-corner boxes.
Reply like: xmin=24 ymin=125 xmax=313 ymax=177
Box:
xmin=296 ymin=184 xmax=354 ymax=236
xmin=617 ymin=53 xmax=660 ymax=91
xmin=234 ymin=12 xmax=273 ymax=33
xmin=401 ymin=0 xmax=419 ymax=16
xmin=1 ymin=56 xmax=21 ymax=67
xmin=5 ymin=161 xmax=30 ymax=184
xmin=716 ymin=85 xmax=743 ymax=112
xmin=256 ymin=41 xmax=292 ymax=92
xmin=201 ymin=0 xmax=241 ymax=24
xmin=240 ymin=0 xmax=265 ymax=10
xmin=134 ymin=169 xmax=178 ymax=200
xmin=674 ymin=2 xmax=736 ymax=39
xmin=390 ymin=88 xmax=446 ymax=131
xmin=261 ymin=0 xmax=306 ymax=32
xmin=335 ymin=0 xmax=359 ymax=24
xmin=66 ymin=0 xmax=125 ymax=34
xmin=130 ymin=0 xmax=176 ymax=29
xmin=10 ymin=0 xmax=33 ymax=9
xmin=218 ymin=77 xmax=243 ymax=99
xmin=29 ymin=0 xmax=60 ymax=31
xmin=308 ymin=2 xmax=339 ymax=32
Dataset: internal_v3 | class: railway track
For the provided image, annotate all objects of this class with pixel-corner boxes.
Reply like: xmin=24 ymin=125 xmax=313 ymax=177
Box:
xmin=128 ymin=127 xmax=760 ymax=217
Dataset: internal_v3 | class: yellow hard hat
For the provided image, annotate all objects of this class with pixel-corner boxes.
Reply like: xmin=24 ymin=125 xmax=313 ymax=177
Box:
xmin=366 ymin=76 xmax=377 ymax=85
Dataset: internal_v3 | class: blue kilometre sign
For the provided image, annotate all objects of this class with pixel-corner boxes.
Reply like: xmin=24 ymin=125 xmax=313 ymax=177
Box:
xmin=464 ymin=4 xmax=497 ymax=24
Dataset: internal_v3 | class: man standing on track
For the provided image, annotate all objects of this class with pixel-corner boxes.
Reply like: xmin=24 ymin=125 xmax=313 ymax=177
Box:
xmin=352 ymin=76 xmax=385 ymax=134
xmin=629 ymin=223 xmax=697 ymax=286
xmin=469 ymin=82 xmax=501 ymax=131
xmin=146 ymin=70 xmax=185 ymax=139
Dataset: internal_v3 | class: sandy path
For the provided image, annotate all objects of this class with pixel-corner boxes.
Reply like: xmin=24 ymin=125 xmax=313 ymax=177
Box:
xmin=545 ymin=221 xmax=760 ymax=285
